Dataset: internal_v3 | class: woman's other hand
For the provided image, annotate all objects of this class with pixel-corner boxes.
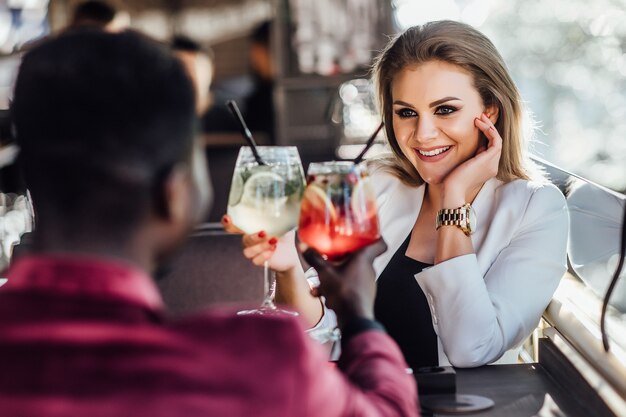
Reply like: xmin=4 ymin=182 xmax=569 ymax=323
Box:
xmin=222 ymin=214 xmax=322 ymax=326
xmin=221 ymin=214 xmax=301 ymax=273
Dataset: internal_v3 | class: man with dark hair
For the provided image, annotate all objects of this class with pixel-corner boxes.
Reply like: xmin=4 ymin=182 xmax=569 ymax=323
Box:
xmin=0 ymin=30 xmax=417 ymax=416
xmin=70 ymin=1 xmax=125 ymax=31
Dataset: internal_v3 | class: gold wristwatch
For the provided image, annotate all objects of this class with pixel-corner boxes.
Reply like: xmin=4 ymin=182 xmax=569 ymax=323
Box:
xmin=435 ymin=203 xmax=476 ymax=236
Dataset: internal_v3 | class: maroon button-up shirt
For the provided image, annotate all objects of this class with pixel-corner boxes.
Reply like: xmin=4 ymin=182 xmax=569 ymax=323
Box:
xmin=0 ymin=255 xmax=418 ymax=417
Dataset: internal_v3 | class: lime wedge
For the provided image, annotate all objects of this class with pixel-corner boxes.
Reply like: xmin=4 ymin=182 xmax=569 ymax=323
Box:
xmin=241 ymin=171 xmax=288 ymax=208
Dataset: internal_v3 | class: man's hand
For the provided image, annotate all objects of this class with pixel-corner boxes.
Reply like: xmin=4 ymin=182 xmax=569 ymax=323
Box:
xmin=301 ymin=239 xmax=388 ymax=328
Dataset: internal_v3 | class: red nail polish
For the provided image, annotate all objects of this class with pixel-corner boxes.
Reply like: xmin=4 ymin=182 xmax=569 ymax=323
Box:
xmin=222 ymin=215 xmax=229 ymax=224
xmin=268 ymin=237 xmax=278 ymax=245
xmin=258 ymin=231 xmax=266 ymax=238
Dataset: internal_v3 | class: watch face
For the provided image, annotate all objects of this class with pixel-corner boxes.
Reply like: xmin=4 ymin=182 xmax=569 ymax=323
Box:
xmin=468 ymin=206 xmax=477 ymax=233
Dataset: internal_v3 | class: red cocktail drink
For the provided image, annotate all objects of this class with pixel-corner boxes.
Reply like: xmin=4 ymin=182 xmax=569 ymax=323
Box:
xmin=298 ymin=162 xmax=380 ymax=261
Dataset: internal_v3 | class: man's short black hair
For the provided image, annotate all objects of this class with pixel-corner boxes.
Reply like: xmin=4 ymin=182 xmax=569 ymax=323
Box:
xmin=171 ymin=35 xmax=202 ymax=53
xmin=251 ymin=21 xmax=271 ymax=47
xmin=171 ymin=35 xmax=215 ymax=62
xmin=12 ymin=30 xmax=196 ymax=235
xmin=72 ymin=1 xmax=117 ymax=28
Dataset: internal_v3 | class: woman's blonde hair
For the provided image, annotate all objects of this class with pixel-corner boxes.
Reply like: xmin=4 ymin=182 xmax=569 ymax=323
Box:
xmin=372 ymin=20 xmax=538 ymax=186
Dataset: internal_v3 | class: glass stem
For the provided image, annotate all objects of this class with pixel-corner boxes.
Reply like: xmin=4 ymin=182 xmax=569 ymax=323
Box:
xmin=261 ymin=261 xmax=277 ymax=309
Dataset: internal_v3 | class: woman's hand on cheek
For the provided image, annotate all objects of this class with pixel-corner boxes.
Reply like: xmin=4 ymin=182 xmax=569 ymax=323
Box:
xmin=441 ymin=112 xmax=502 ymax=206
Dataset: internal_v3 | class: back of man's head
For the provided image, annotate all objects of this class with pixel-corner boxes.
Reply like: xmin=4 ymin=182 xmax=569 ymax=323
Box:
xmin=12 ymin=30 xmax=198 ymax=240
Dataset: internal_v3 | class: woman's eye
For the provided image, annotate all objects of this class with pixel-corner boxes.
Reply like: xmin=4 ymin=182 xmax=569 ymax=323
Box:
xmin=395 ymin=108 xmax=417 ymax=118
xmin=435 ymin=106 xmax=457 ymax=115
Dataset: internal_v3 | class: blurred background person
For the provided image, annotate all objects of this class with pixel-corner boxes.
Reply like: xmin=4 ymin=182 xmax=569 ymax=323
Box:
xmin=172 ymin=35 xmax=215 ymax=116
xmin=203 ymin=20 xmax=275 ymax=144
xmin=68 ymin=0 xmax=129 ymax=32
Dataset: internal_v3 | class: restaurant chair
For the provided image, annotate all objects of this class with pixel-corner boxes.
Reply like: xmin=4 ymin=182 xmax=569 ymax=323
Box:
xmin=157 ymin=223 xmax=263 ymax=316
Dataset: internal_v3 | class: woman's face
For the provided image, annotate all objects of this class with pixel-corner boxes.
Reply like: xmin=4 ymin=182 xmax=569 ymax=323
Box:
xmin=391 ymin=60 xmax=490 ymax=185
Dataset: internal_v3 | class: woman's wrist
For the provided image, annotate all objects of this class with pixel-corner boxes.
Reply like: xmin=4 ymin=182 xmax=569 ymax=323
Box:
xmin=274 ymin=265 xmax=300 ymax=282
xmin=441 ymin=189 xmax=466 ymax=208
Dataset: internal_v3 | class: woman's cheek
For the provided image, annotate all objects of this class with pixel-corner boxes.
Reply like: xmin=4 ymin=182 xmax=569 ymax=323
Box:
xmin=440 ymin=118 xmax=480 ymax=152
xmin=393 ymin=122 xmax=414 ymax=151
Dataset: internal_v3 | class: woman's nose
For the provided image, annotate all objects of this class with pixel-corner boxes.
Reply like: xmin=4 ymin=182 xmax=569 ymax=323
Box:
xmin=413 ymin=116 xmax=438 ymax=144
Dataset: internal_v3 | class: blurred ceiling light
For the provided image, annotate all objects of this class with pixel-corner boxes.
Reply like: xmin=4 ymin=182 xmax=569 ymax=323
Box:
xmin=132 ymin=11 xmax=170 ymax=40
xmin=177 ymin=1 xmax=271 ymax=43
xmin=7 ymin=0 xmax=48 ymax=9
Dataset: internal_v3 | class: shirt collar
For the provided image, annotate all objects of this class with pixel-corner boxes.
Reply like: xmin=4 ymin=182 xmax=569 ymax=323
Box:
xmin=3 ymin=255 xmax=164 ymax=312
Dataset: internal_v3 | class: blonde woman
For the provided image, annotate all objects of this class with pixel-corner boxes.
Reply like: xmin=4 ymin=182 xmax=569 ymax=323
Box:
xmin=223 ymin=20 xmax=569 ymax=369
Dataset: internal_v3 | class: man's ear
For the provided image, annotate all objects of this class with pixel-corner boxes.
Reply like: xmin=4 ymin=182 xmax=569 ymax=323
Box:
xmin=154 ymin=164 xmax=191 ymax=223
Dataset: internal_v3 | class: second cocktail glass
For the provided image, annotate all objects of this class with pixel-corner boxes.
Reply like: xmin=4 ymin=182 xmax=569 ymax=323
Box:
xmin=298 ymin=161 xmax=380 ymax=261
xmin=298 ymin=161 xmax=380 ymax=344
xmin=227 ymin=146 xmax=305 ymax=315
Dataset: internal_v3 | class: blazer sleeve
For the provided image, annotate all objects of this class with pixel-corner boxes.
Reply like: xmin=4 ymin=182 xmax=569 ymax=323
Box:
xmin=414 ymin=183 xmax=569 ymax=367
xmin=293 ymin=324 xmax=419 ymax=417
xmin=304 ymin=267 xmax=338 ymax=333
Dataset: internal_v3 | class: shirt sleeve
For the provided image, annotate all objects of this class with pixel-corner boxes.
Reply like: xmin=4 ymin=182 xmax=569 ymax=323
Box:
xmin=414 ymin=184 xmax=569 ymax=367
xmin=291 ymin=321 xmax=419 ymax=417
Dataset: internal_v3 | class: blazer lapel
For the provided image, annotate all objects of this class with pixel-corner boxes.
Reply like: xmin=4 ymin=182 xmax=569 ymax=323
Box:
xmin=374 ymin=181 xmax=425 ymax=278
xmin=468 ymin=177 xmax=501 ymax=271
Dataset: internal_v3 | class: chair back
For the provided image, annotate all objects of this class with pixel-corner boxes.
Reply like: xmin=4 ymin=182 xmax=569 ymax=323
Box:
xmin=157 ymin=223 xmax=263 ymax=316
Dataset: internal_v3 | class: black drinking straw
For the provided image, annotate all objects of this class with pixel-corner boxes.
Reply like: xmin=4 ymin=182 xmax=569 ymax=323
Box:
xmin=226 ymin=100 xmax=266 ymax=165
xmin=353 ymin=121 xmax=384 ymax=165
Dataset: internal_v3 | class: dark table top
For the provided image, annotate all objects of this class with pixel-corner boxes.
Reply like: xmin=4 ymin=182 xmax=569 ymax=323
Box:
xmin=423 ymin=364 xmax=575 ymax=417
xmin=417 ymin=338 xmax=617 ymax=417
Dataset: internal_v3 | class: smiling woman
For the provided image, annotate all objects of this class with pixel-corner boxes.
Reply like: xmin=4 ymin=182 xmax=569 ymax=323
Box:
xmin=339 ymin=20 xmax=566 ymax=369
xmin=224 ymin=20 xmax=569 ymax=371
xmin=357 ymin=20 xmax=569 ymax=369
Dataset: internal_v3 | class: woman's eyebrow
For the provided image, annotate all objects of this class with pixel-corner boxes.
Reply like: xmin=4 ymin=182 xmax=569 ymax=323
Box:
xmin=392 ymin=100 xmax=415 ymax=108
xmin=429 ymin=96 xmax=461 ymax=107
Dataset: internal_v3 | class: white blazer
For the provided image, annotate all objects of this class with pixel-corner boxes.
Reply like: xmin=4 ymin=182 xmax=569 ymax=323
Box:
xmin=309 ymin=167 xmax=569 ymax=368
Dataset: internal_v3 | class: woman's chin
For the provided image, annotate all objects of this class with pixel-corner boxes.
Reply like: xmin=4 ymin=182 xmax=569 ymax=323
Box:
xmin=419 ymin=173 xmax=447 ymax=186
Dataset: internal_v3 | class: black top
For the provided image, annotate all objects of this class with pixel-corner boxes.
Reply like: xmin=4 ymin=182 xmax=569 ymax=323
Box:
xmin=374 ymin=233 xmax=437 ymax=370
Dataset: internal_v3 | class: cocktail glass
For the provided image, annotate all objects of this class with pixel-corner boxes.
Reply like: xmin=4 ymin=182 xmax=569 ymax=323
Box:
xmin=299 ymin=161 xmax=380 ymax=344
xmin=298 ymin=161 xmax=379 ymax=261
xmin=227 ymin=146 xmax=305 ymax=315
